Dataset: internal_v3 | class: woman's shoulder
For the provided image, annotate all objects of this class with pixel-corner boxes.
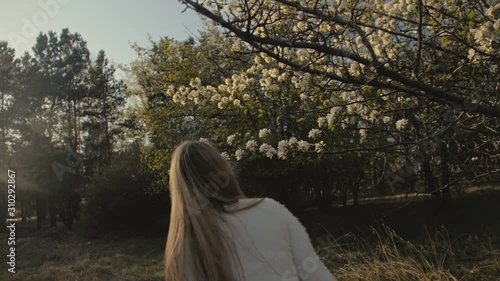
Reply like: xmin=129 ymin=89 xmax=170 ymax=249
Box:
xmin=244 ymin=197 xmax=290 ymax=213
xmin=238 ymin=196 xmax=276 ymax=204
xmin=223 ymin=197 xmax=291 ymax=216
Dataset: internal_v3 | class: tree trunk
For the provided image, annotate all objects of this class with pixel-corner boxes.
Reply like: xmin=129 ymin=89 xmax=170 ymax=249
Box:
xmin=341 ymin=187 xmax=348 ymax=207
xmin=36 ymin=194 xmax=47 ymax=230
xmin=352 ymin=184 xmax=359 ymax=206
xmin=21 ymin=200 xmax=26 ymax=222
xmin=317 ymin=179 xmax=333 ymax=212
xmin=422 ymin=160 xmax=440 ymax=197
xmin=66 ymin=195 xmax=74 ymax=230
xmin=48 ymin=189 xmax=57 ymax=227
xmin=47 ymin=96 xmax=57 ymax=141
xmin=440 ymin=142 xmax=451 ymax=207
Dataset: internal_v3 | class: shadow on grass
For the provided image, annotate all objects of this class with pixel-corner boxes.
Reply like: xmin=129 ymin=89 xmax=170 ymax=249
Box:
xmin=303 ymin=189 xmax=500 ymax=242
xmin=1 ymin=189 xmax=499 ymax=280
xmin=0 ymin=220 xmax=166 ymax=281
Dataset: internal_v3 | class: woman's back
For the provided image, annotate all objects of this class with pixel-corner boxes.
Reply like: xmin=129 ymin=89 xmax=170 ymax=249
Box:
xmin=221 ymin=197 xmax=338 ymax=281
xmin=164 ymin=141 xmax=337 ymax=281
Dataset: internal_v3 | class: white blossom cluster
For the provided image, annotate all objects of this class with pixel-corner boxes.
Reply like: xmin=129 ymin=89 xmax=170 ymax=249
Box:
xmin=167 ymin=52 xmax=417 ymax=159
xmin=167 ymin=0 xmax=500 ymax=160
xmin=203 ymin=135 xmax=329 ymax=161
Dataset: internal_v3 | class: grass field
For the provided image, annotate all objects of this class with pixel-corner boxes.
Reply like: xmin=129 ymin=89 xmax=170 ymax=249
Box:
xmin=1 ymin=188 xmax=499 ymax=281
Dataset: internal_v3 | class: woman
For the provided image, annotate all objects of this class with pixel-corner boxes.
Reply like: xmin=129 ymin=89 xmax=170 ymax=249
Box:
xmin=165 ymin=140 xmax=338 ymax=281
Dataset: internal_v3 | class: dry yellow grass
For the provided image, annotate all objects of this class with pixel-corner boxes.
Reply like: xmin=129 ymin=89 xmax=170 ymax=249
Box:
xmin=317 ymin=226 xmax=500 ymax=281
xmin=0 ymin=229 xmax=165 ymax=281
xmin=1 ymin=225 xmax=498 ymax=281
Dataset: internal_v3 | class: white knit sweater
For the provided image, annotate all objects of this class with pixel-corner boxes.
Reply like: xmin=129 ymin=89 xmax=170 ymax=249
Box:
xmin=220 ymin=197 xmax=338 ymax=281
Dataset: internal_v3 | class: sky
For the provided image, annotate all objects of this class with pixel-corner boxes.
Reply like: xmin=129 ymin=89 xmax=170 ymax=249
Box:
xmin=0 ymin=0 xmax=204 ymax=69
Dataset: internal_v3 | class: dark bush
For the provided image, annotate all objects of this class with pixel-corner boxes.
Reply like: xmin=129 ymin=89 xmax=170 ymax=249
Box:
xmin=83 ymin=145 xmax=169 ymax=235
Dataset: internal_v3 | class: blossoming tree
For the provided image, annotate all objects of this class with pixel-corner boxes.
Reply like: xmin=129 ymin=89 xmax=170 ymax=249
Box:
xmin=180 ymin=0 xmax=499 ymax=116
xmin=133 ymin=0 xmax=499 ymax=206
xmin=172 ymin=0 xmax=499 ymax=199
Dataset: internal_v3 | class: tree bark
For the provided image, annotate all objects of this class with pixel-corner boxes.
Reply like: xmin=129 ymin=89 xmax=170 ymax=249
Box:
xmin=352 ymin=184 xmax=359 ymax=206
xmin=36 ymin=193 xmax=47 ymax=230
xmin=48 ymin=188 xmax=57 ymax=227
xmin=440 ymin=142 xmax=451 ymax=207
xmin=422 ymin=159 xmax=440 ymax=197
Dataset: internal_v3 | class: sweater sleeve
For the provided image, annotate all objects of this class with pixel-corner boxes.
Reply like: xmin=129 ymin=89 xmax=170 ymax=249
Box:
xmin=270 ymin=199 xmax=338 ymax=281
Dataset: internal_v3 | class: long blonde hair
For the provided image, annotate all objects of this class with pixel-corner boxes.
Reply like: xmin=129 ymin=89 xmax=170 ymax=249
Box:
xmin=165 ymin=140 xmax=263 ymax=281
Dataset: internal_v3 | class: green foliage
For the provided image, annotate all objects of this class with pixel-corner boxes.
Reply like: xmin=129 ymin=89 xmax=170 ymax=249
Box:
xmin=1 ymin=29 xmax=129 ymax=230
xmin=128 ymin=30 xmax=256 ymax=190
